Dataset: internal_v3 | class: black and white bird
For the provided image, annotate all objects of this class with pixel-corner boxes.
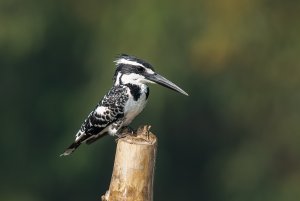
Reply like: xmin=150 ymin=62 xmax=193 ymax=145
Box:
xmin=61 ymin=54 xmax=188 ymax=156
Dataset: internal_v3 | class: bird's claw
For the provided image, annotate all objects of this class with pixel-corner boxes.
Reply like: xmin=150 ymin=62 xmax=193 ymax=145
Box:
xmin=115 ymin=126 xmax=136 ymax=142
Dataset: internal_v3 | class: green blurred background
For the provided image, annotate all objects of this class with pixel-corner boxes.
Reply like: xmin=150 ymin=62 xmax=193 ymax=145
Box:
xmin=1 ymin=0 xmax=300 ymax=200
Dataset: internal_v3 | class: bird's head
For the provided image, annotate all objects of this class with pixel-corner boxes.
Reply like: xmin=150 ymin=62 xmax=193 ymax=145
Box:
xmin=113 ymin=54 xmax=188 ymax=96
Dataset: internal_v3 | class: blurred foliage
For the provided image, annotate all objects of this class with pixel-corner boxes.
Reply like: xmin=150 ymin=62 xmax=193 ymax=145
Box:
xmin=1 ymin=0 xmax=300 ymax=200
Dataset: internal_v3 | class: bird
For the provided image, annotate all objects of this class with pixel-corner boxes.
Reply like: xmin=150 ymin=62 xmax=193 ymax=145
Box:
xmin=60 ymin=54 xmax=188 ymax=156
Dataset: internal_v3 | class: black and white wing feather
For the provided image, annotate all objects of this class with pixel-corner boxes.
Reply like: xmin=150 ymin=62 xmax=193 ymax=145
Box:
xmin=60 ymin=85 xmax=129 ymax=156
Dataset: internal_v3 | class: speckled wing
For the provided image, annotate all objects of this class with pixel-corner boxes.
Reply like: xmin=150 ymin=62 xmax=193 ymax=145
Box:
xmin=60 ymin=85 xmax=129 ymax=156
xmin=79 ymin=85 xmax=129 ymax=141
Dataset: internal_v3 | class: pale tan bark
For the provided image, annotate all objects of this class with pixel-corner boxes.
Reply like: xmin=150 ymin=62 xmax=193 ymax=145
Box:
xmin=101 ymin=125 xmax=157 ymax=201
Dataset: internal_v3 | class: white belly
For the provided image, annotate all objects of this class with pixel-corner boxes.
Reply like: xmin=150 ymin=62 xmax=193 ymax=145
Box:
xmin=123 ymin=86 xmax=148 ymax=126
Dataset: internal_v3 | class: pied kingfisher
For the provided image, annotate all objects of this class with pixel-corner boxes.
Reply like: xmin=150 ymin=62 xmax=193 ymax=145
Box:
xmin=61 ymin=54 xmax=188 ymax=156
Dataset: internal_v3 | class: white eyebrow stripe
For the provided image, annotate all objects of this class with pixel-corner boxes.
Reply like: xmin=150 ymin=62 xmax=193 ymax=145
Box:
xmin=146 ymin=68 xmax=155 ymax=74
xmin=114 ymin=58 xmax=145 ymax=67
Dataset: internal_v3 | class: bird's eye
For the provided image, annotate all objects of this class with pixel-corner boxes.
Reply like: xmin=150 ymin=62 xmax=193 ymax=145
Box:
xmin=137 ymin=67 xmax=145 ymax=72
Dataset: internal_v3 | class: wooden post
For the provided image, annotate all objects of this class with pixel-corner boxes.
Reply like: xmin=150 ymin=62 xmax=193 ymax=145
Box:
xmin=101 ymin=125 xmax=157 ymax=201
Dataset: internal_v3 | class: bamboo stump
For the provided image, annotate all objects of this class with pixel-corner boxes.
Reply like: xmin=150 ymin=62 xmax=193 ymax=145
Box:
xmin=101 ymin=125 xmax=157 ymax=201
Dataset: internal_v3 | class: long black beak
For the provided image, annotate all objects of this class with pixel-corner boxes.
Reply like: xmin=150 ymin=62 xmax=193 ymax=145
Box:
xmin=147 ymin=73 xmax=189 ymax=96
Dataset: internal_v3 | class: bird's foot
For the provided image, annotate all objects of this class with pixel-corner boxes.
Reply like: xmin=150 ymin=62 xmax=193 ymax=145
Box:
xmin=123 ymin=126 xmax=136 ymax=134
xmin=115 ymin=126 xmax=136 ymax=142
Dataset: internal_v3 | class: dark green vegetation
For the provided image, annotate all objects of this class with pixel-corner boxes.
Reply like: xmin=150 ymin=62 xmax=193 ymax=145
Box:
xmin=1 ymin=0 xmax=299 ymax=200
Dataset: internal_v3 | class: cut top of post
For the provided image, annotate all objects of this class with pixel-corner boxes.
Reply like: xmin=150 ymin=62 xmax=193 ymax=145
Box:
xmin=121 ymin=125 xmax=157 ymax=145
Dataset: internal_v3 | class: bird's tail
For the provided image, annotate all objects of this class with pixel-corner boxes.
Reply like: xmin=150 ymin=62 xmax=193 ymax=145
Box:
xmin=60 ymin=130 xmax=88 ymax=156
xmin=60 ymin=141 xmax=81 ymax=156
xmin=60 ymin=131 xmax=108 ymax=156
